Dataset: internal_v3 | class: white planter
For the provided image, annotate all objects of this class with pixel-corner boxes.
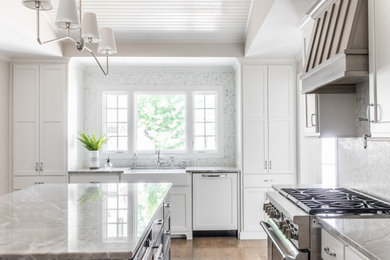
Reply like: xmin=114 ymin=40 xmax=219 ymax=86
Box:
xmin=88 ymin=150 xmax=100 ymax=169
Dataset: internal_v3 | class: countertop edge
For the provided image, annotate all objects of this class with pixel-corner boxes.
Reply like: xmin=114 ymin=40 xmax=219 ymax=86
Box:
xmin=317 ymin=218 xmax=380 ymax=260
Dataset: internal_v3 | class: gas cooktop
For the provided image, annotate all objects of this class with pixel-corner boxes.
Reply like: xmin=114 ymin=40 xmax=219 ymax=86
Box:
xmin=280 ymin=188 xmax=390 ymax=214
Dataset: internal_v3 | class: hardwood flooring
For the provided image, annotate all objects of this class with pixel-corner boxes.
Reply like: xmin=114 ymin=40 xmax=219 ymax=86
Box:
xmin=171 ymin=237 xmax=268 ymax=260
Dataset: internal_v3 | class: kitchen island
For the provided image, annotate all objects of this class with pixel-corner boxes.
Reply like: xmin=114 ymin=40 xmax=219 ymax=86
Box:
xmin=0 ymin=183 xmax=172 ymax=260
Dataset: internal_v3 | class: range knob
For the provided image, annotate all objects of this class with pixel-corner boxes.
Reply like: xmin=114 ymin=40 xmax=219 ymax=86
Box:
xmin=269 ymin=210 xmax=276 ymax=218
xmin=286 ymin=229 xmax=293 ymax=239
xmin=282 ymin=225 xmax=289 ymax=234
xmin=274 ymin=210 xmax=281 ymax=219
xmin=266 ymin=206 xmax=273 ymax=214
xmin=263 ymin=203 xmax=270 ymax=211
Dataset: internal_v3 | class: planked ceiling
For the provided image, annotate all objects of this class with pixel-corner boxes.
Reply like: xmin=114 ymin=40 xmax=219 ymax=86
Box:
xmin=44 ymin=0 xmax=252 ymax=43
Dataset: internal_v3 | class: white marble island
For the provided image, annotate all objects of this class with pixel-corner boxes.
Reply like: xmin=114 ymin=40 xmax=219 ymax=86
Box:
xmin=0 ymin=183 xmax=172 ymax=260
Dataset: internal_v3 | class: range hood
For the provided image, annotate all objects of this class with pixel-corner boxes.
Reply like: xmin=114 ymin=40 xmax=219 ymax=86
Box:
xmin=301 ymin=0 xmax=368 ymax=94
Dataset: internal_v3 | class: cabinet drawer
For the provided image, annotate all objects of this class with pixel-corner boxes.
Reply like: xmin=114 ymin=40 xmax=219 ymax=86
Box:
xmin=322 ymin=230 xmax=344 ymax=260
xmin=69 ymin=174 xmax=120 ymax=183
xmin=14 ymin=176 xmax=66 ymax=190
xmin=345 ymin=246 xmax=368 ymax=260
xmin=243 ymin=174 xmax=296 ymax=188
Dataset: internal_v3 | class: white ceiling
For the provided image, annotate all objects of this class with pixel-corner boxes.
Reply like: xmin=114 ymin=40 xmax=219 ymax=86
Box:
xmin=44 ymin=0 xmax=252 ymax=43
xmin=245 ymin=0 xmax=314 ymax=58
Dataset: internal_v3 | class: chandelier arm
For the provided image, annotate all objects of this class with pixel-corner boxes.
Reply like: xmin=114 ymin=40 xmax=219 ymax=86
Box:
xmin=35 ymin=3 xmax=78 ymax=45
xmin=84 ymin=45 xmax=109 ymax=76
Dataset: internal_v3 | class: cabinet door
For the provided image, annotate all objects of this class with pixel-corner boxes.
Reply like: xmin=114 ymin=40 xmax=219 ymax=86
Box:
xmin=369 ymin=0 xmax=390 ymax=137
xmin=193 ymin=173 xmax=238 ymax=230
xmin=39 ymin=65 xmax=66 ymax=176
xmin=243 ymin=65 xmax=268 ymax=174
xmin=243 ymin=187 xmax=268 ymax=232
xmin=268 ymin=65 xmax=296 ymax=174
xmin=345 ymin=246 xmax=369 ymax=260
xmin=304 ymin=94 xmax=319 ymax=135
xmin=13 ymin=65 xmax=40 ymax=176
xmin=170 ymin=186 xmax=191 ymax=236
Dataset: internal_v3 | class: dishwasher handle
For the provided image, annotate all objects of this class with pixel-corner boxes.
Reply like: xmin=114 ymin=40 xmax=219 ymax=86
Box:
xmin=201 ymin=174 xmax=227 ymax=178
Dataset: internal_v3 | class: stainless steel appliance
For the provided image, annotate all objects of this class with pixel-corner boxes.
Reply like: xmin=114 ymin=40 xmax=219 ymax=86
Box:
xmin=261 ymin=187 xmax=390 ymax=260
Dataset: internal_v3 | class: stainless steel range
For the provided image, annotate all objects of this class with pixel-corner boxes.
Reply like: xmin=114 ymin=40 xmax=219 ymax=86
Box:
xmin=261 ymin=186 xmax=390 ymax=260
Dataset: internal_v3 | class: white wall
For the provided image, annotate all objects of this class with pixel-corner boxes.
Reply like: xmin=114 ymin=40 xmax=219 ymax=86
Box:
xmin=0 ymin=57 xmax=10 ymax=195
xmin=68 ymin=60 xmax=84 ymax=170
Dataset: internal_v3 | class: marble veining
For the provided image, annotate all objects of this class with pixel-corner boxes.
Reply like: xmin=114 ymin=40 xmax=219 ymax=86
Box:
xmin=319 ymin=217 xmax=390 ymax=260
xmin=0 ymin=183 xmax=171 ymax=259
xmin=83 ymin=67 xmax=236 ymax=168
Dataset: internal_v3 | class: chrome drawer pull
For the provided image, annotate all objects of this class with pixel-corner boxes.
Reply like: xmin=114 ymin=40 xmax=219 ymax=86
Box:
xmin=34 ymin=182 xmax=44 ymax=185
xmin=324 ymin=247 xmax=336 ymax=257
xmin=35 ymin=163 xmax=39 ymax=172
xmin=201 ymin=174 xmax=227 ymax=178
xmin=40 ymin=162 xmax=43 ymax=172
xmin=89 ymin=181 xmax=100 ymax=184
xmin=264 ymin=179 xmax=273 ymax=183
xmin=163 ymin=203 xmax=171 ymax=208
xmin=155 ymin=219 xmax=163 ymax=225
xmin=164 ymin=230 xmax=171 ymax=235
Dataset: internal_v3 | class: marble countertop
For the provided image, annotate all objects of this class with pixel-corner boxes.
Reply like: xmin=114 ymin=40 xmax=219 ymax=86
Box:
xmin=186 ymin=166 xmax=239 ymax=173
xmin=319 ymin=217 xmax=390 ymax=260
xmin=69 ymin=166 xmax=239 ymax=174
xmin=68 ymin=168 xmax=128 ymax=174
xmin=0 ymin=183 xmax=171 ymax=259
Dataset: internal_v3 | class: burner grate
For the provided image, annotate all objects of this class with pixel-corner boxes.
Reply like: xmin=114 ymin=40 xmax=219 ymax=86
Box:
xmin=280 ymin=188 xmax=390 ymax=214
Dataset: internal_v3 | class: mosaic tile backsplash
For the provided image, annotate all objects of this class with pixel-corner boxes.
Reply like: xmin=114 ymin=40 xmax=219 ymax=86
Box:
xmin=338 ymin=81 xmax=390 ymax=202
xmin=83 ymin=67 xmax=236 ymax=168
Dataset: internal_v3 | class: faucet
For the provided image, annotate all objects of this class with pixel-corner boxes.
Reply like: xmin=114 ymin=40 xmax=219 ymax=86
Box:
xmin=131 ymin=153 xmax=137 ymax=168
xmin=156 ymin=150 xmax=163 ymax=167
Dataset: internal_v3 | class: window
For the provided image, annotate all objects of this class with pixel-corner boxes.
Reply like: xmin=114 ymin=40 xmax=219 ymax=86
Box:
xmin=321 ymin=138 xmax=337 ymax=186
xmin=103 ymin=92 xmax=128 ymax=151
xmin=193 ymin=92 xmax=218 ymax=152
xmin=135 ymin=93 xmax=186 ymax=152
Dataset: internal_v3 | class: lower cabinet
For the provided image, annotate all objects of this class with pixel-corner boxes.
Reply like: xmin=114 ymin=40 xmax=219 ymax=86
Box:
xmin=68 ymin=174 xmax=121 ymax=183
xmin=170 ymin=185 xmax=192 ymax=239
xmin=241 ymin=173 xmax=296 ymax=239
xmin=243 ymin=188 xmax=268 ymax=235
xmin=192 ymin=173 xmax=238 ymax=231
xmin=13 ymin=176 xmax=67 ymax=190
xmin=322 ymin=229 xmax=368 ymax=260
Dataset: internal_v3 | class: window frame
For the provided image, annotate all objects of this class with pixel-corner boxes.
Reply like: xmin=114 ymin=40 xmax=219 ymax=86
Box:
xmin=101 ymin=86 xmax=224 ymax=159
xmin=102 ymin=91 xmax=130 ymax=154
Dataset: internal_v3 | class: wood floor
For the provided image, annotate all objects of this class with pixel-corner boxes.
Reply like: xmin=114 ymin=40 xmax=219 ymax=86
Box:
xmin=171 ymin=237 xmax=268 ymax=260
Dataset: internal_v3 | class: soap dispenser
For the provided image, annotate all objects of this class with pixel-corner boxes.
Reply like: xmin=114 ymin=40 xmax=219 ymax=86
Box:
xmin=104 ymin=157 xmax=113 ymax=169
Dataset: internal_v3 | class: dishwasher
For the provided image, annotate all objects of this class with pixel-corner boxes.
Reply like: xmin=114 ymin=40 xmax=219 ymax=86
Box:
xmin=192 ymin=172 xmax=238 ymax=235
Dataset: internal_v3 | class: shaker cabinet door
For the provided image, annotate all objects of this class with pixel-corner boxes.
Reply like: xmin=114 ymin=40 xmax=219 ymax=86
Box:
xmin=13 ymin=65 xmax=40 ymax=176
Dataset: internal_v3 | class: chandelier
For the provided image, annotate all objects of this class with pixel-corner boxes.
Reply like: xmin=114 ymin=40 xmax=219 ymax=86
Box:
xmin=22 ymin=0 xmax=117 ymax=76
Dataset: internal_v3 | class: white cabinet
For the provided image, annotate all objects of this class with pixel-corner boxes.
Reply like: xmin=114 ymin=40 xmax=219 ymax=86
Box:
xmin=243 ymin=187 xmax=268 ymax=233
xmin=170 ymin=186 xmax=192 ymax=239
xmin=192 ymin=173 xmax=238 ymax=231
xmin=345 ymin=247 xmax=368 ymax=260
xmin=368 ymin=0 xmax=390 ymax=137
xmin=242 ymin=64 xmax=296 ymax=175
xmin=322 ymin=229 xmax=369 ymax=260
xmin=12 ymin=64 xmax=67 ymax=190
xmin=69 ymin=174 xmax=120 ymax=183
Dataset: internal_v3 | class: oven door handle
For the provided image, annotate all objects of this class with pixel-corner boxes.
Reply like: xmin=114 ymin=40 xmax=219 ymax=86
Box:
xmin=260 ymin=221 xmax=308 ymax=260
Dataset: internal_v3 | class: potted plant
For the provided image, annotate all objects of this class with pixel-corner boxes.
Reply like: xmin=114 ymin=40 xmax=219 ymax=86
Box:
xmin=78 ymin=132 xmax=109 ymax=169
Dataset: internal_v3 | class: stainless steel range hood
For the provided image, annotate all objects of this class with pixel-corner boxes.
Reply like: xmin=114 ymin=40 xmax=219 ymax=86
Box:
xmin=301 ymin=0 xmax=368 ymax=94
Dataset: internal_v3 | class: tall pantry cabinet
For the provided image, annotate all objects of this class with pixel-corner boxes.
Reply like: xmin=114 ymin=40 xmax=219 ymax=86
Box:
xmin=12 ymin=63 xmax=67 ymax=190
xmin=241 ymin=63 xmax=297 ymax=239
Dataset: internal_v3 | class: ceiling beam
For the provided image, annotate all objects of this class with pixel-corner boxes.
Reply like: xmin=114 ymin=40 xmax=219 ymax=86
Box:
xmin=245 ymin=0 xmax=275 ymax=55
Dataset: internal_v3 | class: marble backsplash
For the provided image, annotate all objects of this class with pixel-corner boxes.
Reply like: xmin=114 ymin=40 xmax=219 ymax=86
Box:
xmin=338 ymin=81 xmax=390 ymax=202
xmin=83 ymin=67 xmax=236 ymax=168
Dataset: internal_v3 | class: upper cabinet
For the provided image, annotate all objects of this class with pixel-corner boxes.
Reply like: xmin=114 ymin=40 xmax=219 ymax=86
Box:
xmin=368 ymin=0 xmax=390 ymax=137
xmin=12 ymin=63 xmax=67 ymax=189
xmin=242 ymin=64 xmax=296 ymax=175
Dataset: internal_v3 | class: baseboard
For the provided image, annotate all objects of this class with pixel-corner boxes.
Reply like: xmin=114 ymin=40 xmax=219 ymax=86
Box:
xmin=193 ymin=230 xmax=238 ymax=238
xmin=239 ymin=231 xmax=267 ymax=240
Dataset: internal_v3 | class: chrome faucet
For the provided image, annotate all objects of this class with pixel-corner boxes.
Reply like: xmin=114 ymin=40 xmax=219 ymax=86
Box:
xmin=156 ymin=150 xmax=163 ymax=167
xmin=131 ymin=153 xmax=137 ymax=168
